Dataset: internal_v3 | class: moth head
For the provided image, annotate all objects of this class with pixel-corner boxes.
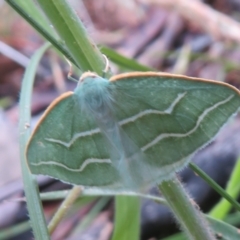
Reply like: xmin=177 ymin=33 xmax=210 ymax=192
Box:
xmin=79 ymin=72 xmax=98 ymax=83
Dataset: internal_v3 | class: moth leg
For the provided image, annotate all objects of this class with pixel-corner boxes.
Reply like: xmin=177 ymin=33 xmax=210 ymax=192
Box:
xmin=64 ymin=57 xmax=78 ymax=83
xmin=102 ymin=54 xmax=111 ymax=78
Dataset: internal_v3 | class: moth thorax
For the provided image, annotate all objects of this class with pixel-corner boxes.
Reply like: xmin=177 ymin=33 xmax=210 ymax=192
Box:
xmin=87 ymin=93 xmax=110 ymax=113
xmin=75 ymin=73 xmax=115 ymax=119
xmin=83 ymin=86 xmax=114 ymax=118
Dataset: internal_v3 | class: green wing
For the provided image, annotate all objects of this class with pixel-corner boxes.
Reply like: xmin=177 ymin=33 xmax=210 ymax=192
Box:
xmin=109 ymin=72 xmax=240 ymax=182
xmin=26 ymin=92 xmax=120 ymax=187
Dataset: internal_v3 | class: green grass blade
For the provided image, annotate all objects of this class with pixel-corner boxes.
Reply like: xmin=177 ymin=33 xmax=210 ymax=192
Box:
xmin=111 ymin=196 xmax=140 ymax=240
xmin=207 ymin=215 xmax=240 ymax=239
xmin=225 ymin=212 xmax=240 ymax=226
xmin=162 ymin=233 xmax=186 ymax=240
xmin=0 ymin=221 xmax=30 ymax=240
xmin=16 ymin=0 xmax=54 ymax=34
xmin=189 ymin=162 xmax=240 ymax=213
xmin=210 ymin=158 xmax=240 ymax=219
xmin=101 ymin=46 xmax=154 ymax=71
xmin=35 ymin=0 xmax=105 ymax=73
xmin=162 ymin=215 xmax=240 ymax=240
xmin=19 ymin=43 xmax=51 ymax=240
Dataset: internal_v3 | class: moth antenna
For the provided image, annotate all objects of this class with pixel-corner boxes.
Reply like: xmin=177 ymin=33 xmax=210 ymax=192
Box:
xmin=65 ymin=57 xmax=78 ymax=83
xmin=102 ymin=54 xmax=110 ymax=78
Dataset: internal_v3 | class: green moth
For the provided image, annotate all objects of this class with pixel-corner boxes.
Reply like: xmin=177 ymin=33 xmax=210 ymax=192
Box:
xmin=26 ymin=72 xmax=240 ymax=190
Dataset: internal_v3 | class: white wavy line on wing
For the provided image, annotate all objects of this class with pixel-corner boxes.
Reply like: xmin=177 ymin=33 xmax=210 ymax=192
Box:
xmin=45 ymin=92 xmax=186 ymax=147
xmin=45 ymin=128 xmax=100 ymax=147
xmin=119 ymin=92 xmax=186 ymax=125
xmin=31 ymin=158 xmax=112 ymax=172
xmin=141 ymin=95 xmax=234 ymax=151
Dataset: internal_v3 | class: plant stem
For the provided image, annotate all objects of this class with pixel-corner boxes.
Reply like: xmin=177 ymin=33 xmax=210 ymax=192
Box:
xmin=159 ymin=176 xmax=215 ymax=240
xmin=48 ymin=186 xmax=82 ymax=234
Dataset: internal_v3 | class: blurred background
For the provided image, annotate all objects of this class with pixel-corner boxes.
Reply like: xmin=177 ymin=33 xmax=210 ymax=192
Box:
xmin=0 ymin=0 xmax=240 ymax=239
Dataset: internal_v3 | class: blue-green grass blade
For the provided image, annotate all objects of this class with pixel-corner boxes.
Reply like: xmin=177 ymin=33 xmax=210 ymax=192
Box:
xmin=19 ymin=43 xmax=51 ymax=240
xmin=40 ymin=189 xmax=165 ymax=204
